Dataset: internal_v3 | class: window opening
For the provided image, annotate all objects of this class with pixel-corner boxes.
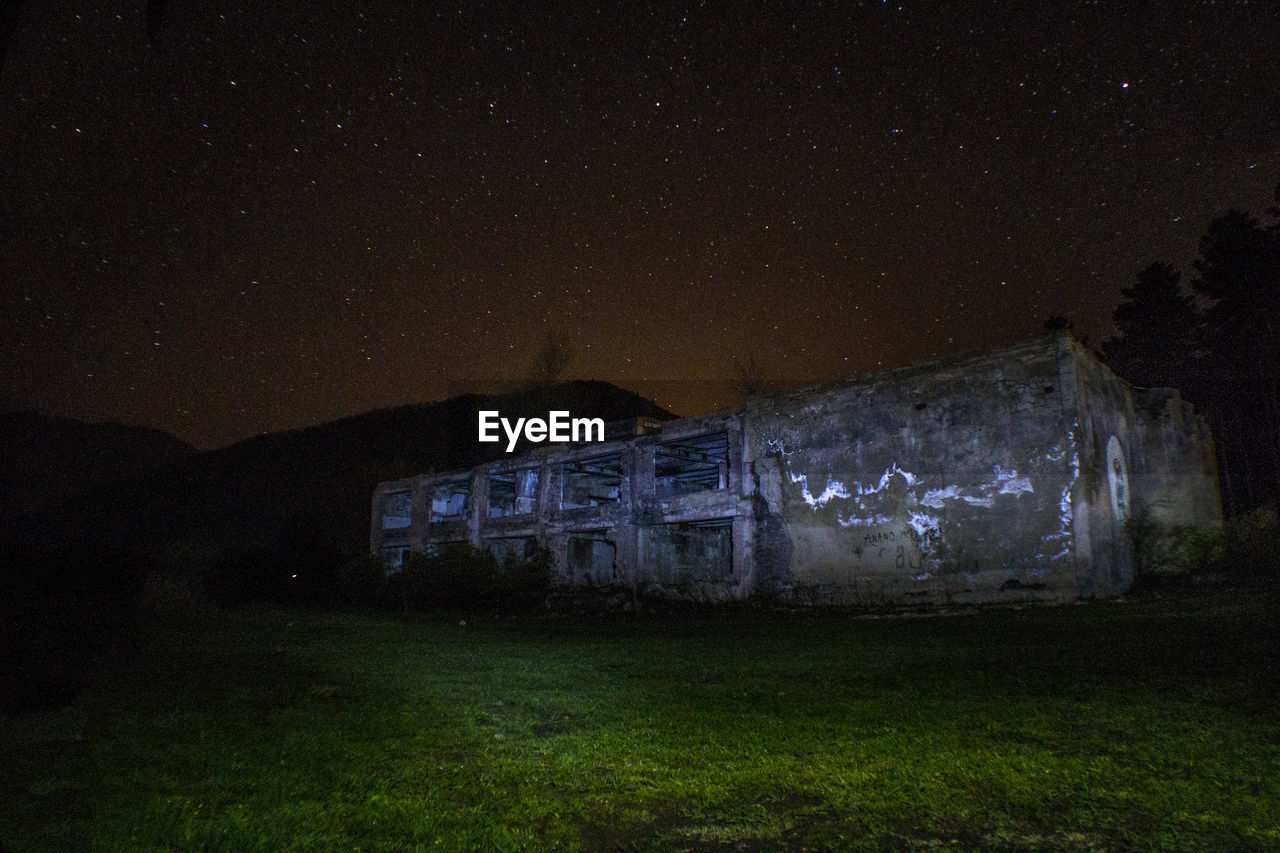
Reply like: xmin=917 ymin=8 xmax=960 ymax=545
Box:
xmin=380 ymin=490 xmax=412 ymax=530
xmin=643 ymin=518 xmax=733 ymax=582
xmin=567 ymin=532 xmax=617 ymax=585
xmin=378 ymin=546 xmax=411 ymax=569
xmin=655 ymin=432 xmax=729 ymax=497
xmin=430 ymin=479 xmax=470 ymax=522
xmin=561 ymin=453 xmax=623 ymax=508
xmin=488 ymin=467 xmax=540 ymax=517
xmin=485 ymin=536 xmax=538 ymax=564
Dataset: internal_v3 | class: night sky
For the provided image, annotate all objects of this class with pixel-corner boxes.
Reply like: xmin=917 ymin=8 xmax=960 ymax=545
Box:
xmin=3 ymin=2 xmax=1277 ymax=450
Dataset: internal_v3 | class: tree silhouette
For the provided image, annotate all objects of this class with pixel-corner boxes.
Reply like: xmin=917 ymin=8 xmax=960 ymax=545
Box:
xmin=1191 ymin=205 xmax=1280 ymax=510
xmin=1102 ymin=262 xmax=1201 ymax=391
xmin=728 ymin=351 xmax=769 ymax=400
xmin=524 ymin=331 xmax=575 ymax=387
xmin=1104 ymin=183 xmax=1280 ymax=513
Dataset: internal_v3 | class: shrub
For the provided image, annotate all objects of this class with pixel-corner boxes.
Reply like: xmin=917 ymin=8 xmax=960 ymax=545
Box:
xmin=1125 ymin=503 xmax=1168 ymax=577
xmin=494 ymin=544 xmax=553 ymax=609
xmin=203 ymin=547 xmax=277 ymax=605
xmin=1128 ymin=503 xmax=1279 ymax=578
xmin=1125 ymin=504 xmax=1211 ymax=577
xmin=332 ymin=552 xmax=387 ymax=608
xmin=380 ymin=543 xmax=550 ymax=612
xmin=135 ymin=542 xmax=218 ymax=614
xmin=1211 ymin=506 xmax=1280 ymax=576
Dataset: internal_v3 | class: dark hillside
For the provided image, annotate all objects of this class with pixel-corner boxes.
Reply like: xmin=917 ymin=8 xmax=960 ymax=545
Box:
xmin=0 ymin=383 xmax=673 ymax=711
xmin=43 ymin=381 xmax=673 ymax=556
xmin=0 ymin=412 xmax=196 ymax=525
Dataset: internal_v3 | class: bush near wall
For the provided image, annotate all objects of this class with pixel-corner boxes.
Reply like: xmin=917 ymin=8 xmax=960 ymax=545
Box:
xmin=367 ymin=544 xmax=552 ymax=612
xmin=1128 ymin=505 xmax=1279 ymax=579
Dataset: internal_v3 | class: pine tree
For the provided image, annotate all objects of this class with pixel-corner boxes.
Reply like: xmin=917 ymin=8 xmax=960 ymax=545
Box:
xmin=1191 ymin=204 xmax=1280 ymax=510
xmin=1102 ymin=262 xmax=1201 ymax=392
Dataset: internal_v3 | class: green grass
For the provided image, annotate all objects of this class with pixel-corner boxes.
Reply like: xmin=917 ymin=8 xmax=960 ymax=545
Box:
xmin=2 ymin=587 xmax=1278 ymax=851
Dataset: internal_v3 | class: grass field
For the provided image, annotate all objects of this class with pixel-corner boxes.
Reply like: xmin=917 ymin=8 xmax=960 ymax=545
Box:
xmin=2 ymin=586 xmax=1277 ymax=851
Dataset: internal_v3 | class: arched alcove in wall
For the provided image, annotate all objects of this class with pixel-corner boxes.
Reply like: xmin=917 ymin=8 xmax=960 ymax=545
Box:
xmin=1106 ymin=435 xmax=1130 ymax=522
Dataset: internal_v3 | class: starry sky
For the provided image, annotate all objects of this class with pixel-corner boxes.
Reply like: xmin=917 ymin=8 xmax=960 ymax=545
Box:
xmin=2 ymin=1 xmax=1277 ymax=449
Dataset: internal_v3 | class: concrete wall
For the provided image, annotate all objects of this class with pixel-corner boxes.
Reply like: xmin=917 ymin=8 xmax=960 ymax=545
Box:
xmin=1065 ymin=336 xmax=1141 ymax=597
xmin=371 ymin=335 xmax=1222 ymax=608
xmin=1128 ymin=388 xmax=1223 ymax=529
xmin=1063 ymin=338 xmax=1223 ymax=597
xmin=744 ymin=337 xmax=1079 ymax=606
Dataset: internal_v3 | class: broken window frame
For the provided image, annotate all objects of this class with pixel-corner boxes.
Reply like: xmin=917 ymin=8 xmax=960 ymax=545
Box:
xmin=378 ymin=545 xmax=411 ymax=571
xmin=560 ymin=453 xmax=624 ymax=509
xmin=642 ymin=517 xmax=735 ymax=583
xmin=380 ymin=489 xmax=413 ymax=530
xmin=566 ymin=530 xmax=617 ymax=586
xmin=487 ymin=466 xmax=541 ymax=518
xmin=429 ymin=478 xmax=471 ymax=522
xmin=654 ymin=431 xmax=730 ymax=498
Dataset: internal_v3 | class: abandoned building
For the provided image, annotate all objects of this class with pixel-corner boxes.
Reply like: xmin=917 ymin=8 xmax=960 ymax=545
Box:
xmin=371 ymin=335 xmax=1221 ymax=607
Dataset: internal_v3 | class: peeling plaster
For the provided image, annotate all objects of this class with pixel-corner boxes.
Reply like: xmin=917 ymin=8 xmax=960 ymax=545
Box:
xmin=1042 ymin=430 xmax=1077 ymax=560
xmin=908 ymin=511 xmax=940 ymax=538
xmin=920 ymin=466 xmax=1034 ymax=509
xmin=836 ymin=512 xmax=892 ymax=527
xmin=787 ymin=470 xmax=851 ymax=509
xmin=920 ymin=485 xmax=971 ymax=508
xmin=907 ymin=511 xmax=942 ymax=556
xmin=787 ymin=462 xmax=918 ymax=511
xmin=994 ymin=466 xmax=1033 ymax=496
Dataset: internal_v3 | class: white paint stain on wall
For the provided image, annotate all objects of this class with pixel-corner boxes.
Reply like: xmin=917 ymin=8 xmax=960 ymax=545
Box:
xmin=919 ymin=466 xmax=1034 ymax=509
xmin=787 ymin=462 xmax=919 ymax=511
xmin=835 ymin=512 xmax=893 ymax=527
xmin=787 ymin=470 xmax=851 ymax=509
xmin=789 ymin=457 xmax=1039 ymax=524
xmin=994 ymin=466 xmax=1033 ymax=496
xmin=1067 ymin=428 xmax=1079 ymax=479
xmin=908 ymin=511 xmax=940 ymax=538
xmin=866 ymin=463 xmax=918 ymax=493
xmin=1042 ymin=429 xmax=1077 ymax=560
xmin=920 ymin=485 xmax=974 ymax=508
xmin=777 ymin=424 xmax=1087 ymax=573
xmin=907 ymin=511 xmax=942 ymax=558
xmin=1039 ymin=486 xmax=1074 ymax=561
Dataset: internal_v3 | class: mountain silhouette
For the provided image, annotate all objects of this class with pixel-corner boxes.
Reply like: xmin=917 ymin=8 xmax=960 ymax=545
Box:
xmin=0 ymin=411 xmax=196 ymax=525
xmin=6 ymin=381 xmax=673 ymax=556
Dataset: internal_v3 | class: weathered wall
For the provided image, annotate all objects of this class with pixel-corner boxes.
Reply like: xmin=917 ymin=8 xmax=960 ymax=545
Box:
xmin=1065 ymin=337 xmax=1141 ymax=597
xmin=1063 ymin=337 xmax=1221 ymax=597
xmin=744 ymin=338 xmax=1080 ymax=606
xmin=370 ymin=474 xmax=422 ymax=566
xmin=626 ymin=413 xmax=752 ymax=601
xmin=371 ymin=335 xmax=1222 ymax=609
xmin=1129 ymin=388 xmax=1222 ymax=529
